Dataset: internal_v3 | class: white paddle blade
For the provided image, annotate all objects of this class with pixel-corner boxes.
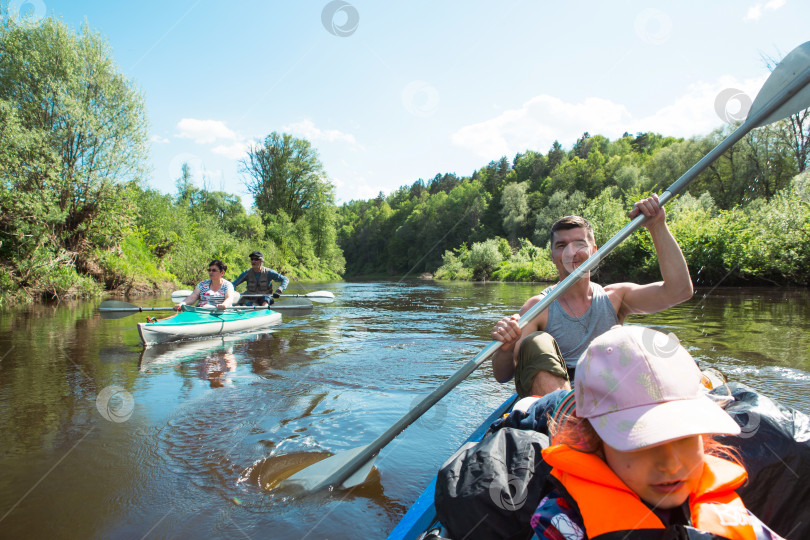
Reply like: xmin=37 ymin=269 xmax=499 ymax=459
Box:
xmin=171 ymin=290 xmax=194 ymax=302
xmin=750 ymin=41 xmax=810 ymax=128
xmin=281 ymin=445 xmax=375 ymax=492
xmin=303 ymin=291 xmax=335 ymax=303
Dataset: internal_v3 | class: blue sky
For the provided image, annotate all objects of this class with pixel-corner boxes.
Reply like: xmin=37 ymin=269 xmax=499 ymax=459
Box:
xmin=7 ymin=0 xmax=809 ymax=206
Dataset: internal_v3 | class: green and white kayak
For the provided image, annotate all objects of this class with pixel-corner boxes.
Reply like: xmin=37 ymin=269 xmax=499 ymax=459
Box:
xmin=137 ymin=305 xmax=281 ymax=347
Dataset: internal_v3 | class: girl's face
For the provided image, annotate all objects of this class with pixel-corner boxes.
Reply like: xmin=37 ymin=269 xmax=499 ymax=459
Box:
xmin=603 ymin=435 xmax=705 ymax=509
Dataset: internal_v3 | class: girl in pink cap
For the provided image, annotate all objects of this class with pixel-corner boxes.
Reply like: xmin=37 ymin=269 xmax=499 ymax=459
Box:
xmin=531 ymin=325 xmax=785 ymax=540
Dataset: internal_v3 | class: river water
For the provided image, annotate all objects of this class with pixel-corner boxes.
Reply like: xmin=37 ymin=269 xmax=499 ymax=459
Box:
xmin=0 ymin=280 xmax=808 ymax=539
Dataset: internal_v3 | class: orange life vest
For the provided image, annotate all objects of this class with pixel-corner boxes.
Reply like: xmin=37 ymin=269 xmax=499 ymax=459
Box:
xmin=543 ymin=444 xmax=759 ymax=540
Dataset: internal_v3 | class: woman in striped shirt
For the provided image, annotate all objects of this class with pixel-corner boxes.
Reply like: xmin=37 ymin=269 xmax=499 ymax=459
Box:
xmin=175 ymin=260 xmax=236 ymax=310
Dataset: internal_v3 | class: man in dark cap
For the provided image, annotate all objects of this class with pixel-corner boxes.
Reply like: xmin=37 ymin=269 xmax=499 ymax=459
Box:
xmin=232 ymin=251 xmax=289 ymax=306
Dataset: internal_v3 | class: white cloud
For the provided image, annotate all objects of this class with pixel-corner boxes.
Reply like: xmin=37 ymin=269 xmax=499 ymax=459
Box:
xmin=150 ymin=134 xmax=170 ymax=144
xmin=332 ymin=175 xmax=378 ymax=203
xmin=745 ymin=0 xmax=785 ymax=20
xmin=452 ymin=96 xmax=632 ymax=158
xmin=282 ymin=119 xmax=364 ymax=150
xmin=173 ymin=118 xmax=253 ymax=161
xmin=451 ymin=75 xmax=766 ymax=159
xmin=176 ymin=118 xmax=237 ymax=144
xmin=638 ymin=75 xmax=765 ymax=135
xmin=212 ymin=140 xmax=252 ymax=160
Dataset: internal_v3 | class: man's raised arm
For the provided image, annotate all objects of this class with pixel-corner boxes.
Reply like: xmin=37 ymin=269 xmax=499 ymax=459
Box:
xmin=614 ymin=194 xmax=694 ymax=318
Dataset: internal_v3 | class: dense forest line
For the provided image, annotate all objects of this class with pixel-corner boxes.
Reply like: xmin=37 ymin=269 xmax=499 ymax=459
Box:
xmin=336 ymin=123 xmax=810 ymax=286
xmin=2 ymin=16 xmax=809 ymax=308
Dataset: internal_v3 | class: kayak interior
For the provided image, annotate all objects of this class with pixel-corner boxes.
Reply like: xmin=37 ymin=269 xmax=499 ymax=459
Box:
xmin=386 ymin=394 xmax=518 ymax=540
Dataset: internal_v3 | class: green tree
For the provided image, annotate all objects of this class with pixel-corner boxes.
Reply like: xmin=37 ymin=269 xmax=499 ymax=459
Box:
xmin=0 ymin=16 xmax=148 ymax=297
xmin=779 ymin=111 xmax=810 ymax=173
xmin=176 ymin=163 xmax=203 ymax=209
xmin=500 ymin=181 xmax=529 ymax=244
xmin=580 ymin=187 xmax=627 ymax=246
xmin=532 ymin=190 xmax=586 ymax=247
xmin=614 ymin=165 xmax=652 ymax=196
xmin=241 ymin=132 xmax=328 ymax=224
xmin=307 ymin=184 xmax=345 ymax=273
xmin=547 ymin=140 xmax=566 ymax=171
xmin=742 ymin=124 xmax=797 ymax=201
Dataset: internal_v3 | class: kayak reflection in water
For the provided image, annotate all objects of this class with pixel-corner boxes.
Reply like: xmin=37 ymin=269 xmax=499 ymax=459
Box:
xmin=175 ymin=259 xmax=236 ymax=311
xmin=199 ymin=349 xmax=237 ymax=388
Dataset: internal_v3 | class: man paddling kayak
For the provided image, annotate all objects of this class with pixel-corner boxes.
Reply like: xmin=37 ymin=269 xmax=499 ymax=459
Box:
xmin=491 ymin=195 xmax=694 ymax=398
xmin=232 ymin=251 xmax=289 ymax=307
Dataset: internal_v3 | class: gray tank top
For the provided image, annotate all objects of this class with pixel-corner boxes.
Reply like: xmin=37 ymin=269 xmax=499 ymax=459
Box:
xmin=539 ymin=282 xmax=618 ymax=368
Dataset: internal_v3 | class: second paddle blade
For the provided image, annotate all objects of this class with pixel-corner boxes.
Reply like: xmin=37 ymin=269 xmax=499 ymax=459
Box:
xmin=280 ymin=445 xmax=375 ymax=492
xmin=171 ymin=290 xmax=194 ymax=302
xmin=99 ymin=300 xmax=139 ymax=319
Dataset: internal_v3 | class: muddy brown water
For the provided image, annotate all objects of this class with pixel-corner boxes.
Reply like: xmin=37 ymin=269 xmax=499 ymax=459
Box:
xmin=0 ymin=281 xmax=807 ymax=538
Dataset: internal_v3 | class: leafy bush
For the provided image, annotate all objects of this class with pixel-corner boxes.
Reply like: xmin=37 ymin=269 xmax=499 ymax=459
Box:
xmin=727 ymin=175 xmax=810 ymax=284
xmin=467 ymin=239 xmax=504 ymax=280
xmin=492 ymin=260 xmax=557 ymax=282
xmin=436 ymin=238 xmax=556 ymax=282
xmin=434 ymin=244 xmax=472 ymax=280
xmin=95 ymin=228 xmax=176 ymax=291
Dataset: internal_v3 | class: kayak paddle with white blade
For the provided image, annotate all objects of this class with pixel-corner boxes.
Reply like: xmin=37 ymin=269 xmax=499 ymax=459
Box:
xmin=99 ymin=299 xmax=312 ymax=319
xmin=280 ymin=40 xmax=810 ymax=494
xmin=171 ymin=290 xmax=335 ymax=303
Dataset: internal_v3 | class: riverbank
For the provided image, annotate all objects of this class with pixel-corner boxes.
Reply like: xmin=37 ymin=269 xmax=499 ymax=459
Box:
xmin=0 ymin=260 xmax=343 ymax=308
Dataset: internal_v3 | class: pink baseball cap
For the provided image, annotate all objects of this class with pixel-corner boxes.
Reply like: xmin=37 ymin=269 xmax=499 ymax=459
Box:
xmin=574 ymin=325 xmax=740 ymax=451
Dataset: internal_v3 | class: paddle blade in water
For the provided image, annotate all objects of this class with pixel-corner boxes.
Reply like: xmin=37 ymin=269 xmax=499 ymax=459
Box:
xmin=280 ymin=445 xmax=375 ymax=492
xmin=269 ymin=298 xmax=313 ymax=315
xmin=99 ymin=309 xmax=137 ymax=320
xmin=749 ymin=41 xmax=810 ymax=128
xmin=243 ymin=451 xmax=334 ymax=491
xmin=275 ymin=298 xmax=313 ymax=308
xmin=99 ymin=300 xmax=138 ymax=319
xmin=99 ymin=300 xmax=137 ymax=310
